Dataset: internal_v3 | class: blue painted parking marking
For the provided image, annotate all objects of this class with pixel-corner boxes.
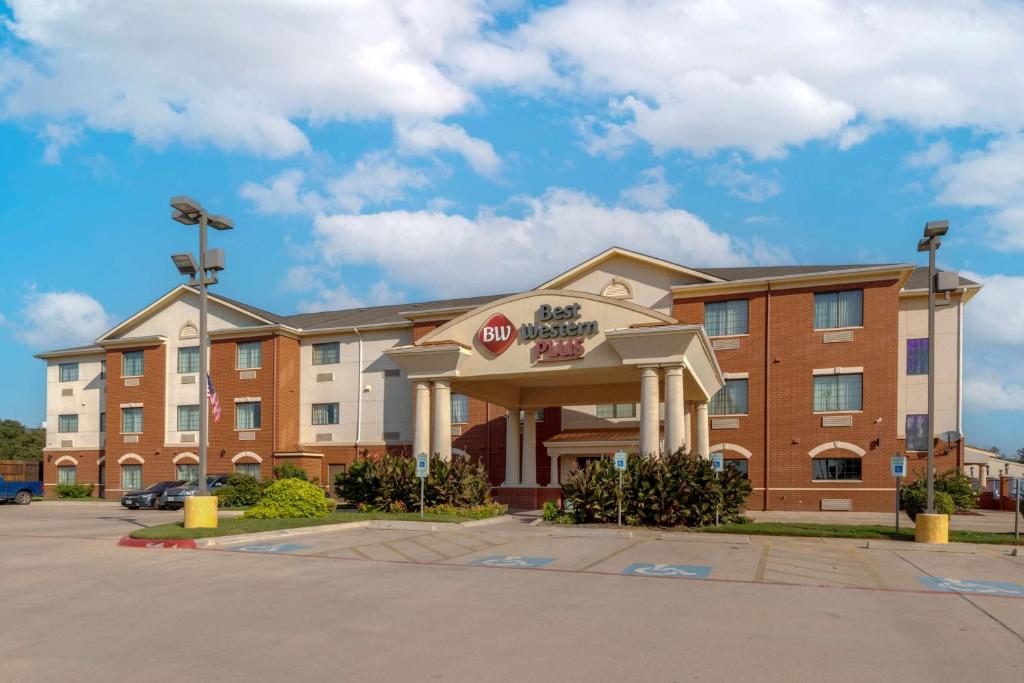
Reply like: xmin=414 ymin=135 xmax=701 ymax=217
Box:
xmin=227 ymin=543 xmax=310 ymax=554
xmin=623 ymin=563 xmax=712 ymax=579
xmin=470 ymin=555 xmax=555 ymax=568
xmin=918 ymin=576 xmax=1024 ymax=597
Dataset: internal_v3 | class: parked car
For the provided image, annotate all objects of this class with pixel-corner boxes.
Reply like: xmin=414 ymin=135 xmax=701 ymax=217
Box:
xmin=121 ymin=480 xmax=185 ymax=510
xmin=159 ymin=475 xmax=230 ymax=510
xmin=0 ymin=474 xmax=43 ymax=505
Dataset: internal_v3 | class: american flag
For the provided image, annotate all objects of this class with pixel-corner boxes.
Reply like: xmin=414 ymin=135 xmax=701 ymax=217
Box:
xmin=207 ymin=376 xmax=221 ymax=423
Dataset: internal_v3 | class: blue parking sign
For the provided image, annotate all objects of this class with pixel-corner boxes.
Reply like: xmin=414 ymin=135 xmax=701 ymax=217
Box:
xmin=710 ymin=452 xmax=724 ymax=473
xmin=614 ymin=451 xmax=628 ymax=471
xmin=415 ymin=453 xmax=429 ymax=478
xmin=891 ymin=456 xmax=907 ymax=477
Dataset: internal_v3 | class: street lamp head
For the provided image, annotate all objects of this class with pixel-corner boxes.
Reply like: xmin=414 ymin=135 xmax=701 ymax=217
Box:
xmin=923 ymin=219 xmax=949 ymax=238
xmin=916 ymin=237 xmax=933 ymax=252
xmin=171 ymin=252 xmax=199 ymax=277
xmin=170 ymin=195 xmax=203 ymax=217
xmin=171 ymin=209 xmax=199 ymax=226
xmin=207 ymin=214 xmax=234 ymax=231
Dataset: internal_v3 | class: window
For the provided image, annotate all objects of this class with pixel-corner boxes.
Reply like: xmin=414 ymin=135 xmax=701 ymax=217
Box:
xmin=100 ymin=360 xmax=106 ymax=380
xmin=312 ymin=342 xmax=340 ymax=365
xmin=704 ymin=300 xmax=749 ymax=337
xmin=812 ymin=458 xmax=862 ymax=481
xmin=177 ymin=405 xmax=200 ymax=431
xmin=58 ymin=465 xmax=77 ymax=484
xmin=235 ymin=462 xmax=261 ymax=479
xmin=122 ymin=351 xmax=144 ymax=377
xmin=725 ymin=459 xmax=749 ymax=479
xmin=121 ymin=407 xmax=143 ymax=433
xmin=813 ymin=289 xmax=863 ymax=329
xmin=237 ymin=341 xmax=262 ymax=369
xmin=121 ymin=464 xmax=142 ymax=491
xmin=57 ymin=414 xmax=78 ymax=433
xmin=176 ymin=463 xmax=199 ymax=481
xmin=384 ymin=368 xmax=401 ymax=378
xmin=813 ymin=373 xmax=862 ymax=412
xmin=236 ymin=401 xmax=261 ymax=430
xmin=907 ymin=338 xmax=928 ymax=375
xmin=100 ymin=413 xmax=106 ymax=433
xmin=59 ymin=362 xmax=79 ymax=382
xmin=906 ymin=414 xmax=929 ymax=451
xmin=519 ymin=408 xmax=545 ymax=422
xmin=709 ymin=379 xmax=748 ymax=415
xmin=596 ymin=403 xmax=637 ymax=419
xmin=451 ymin=394 xmax=469 ymax=424
xmin=178 ymin=346 xmax=200 ymax=373
xmin=312 ymin=403 xmax=339 ymax=425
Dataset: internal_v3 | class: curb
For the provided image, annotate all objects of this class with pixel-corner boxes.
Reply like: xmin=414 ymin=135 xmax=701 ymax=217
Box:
xmin=118 ymin=536 xmax=196 ymax=549
xmin=865 ymin=539 xmax=978 ymax=554
xmin=196 ymin=521 xmax=373 ymax=547
xmin=543 ymin=526 xmax=635 ymax=539
xmin=663 ymin=532 xmax=751 ymax=544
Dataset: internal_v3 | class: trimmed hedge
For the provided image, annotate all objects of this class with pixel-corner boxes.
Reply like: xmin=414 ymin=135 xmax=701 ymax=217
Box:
xmin=561 ymin=450 xmax=752 ymax=527
xmin=337 ymin=453 xmax=492 ymax=510
xmin=214 ymin=474 xmax=263 ymax=507
xmin=55 ymin=483 xmax=94 ymax=498
xmin=244 ymin=478 xmax=332 ymax=519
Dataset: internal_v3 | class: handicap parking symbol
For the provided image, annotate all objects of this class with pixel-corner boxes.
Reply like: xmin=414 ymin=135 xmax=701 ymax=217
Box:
xmin=470 ymin=555 xmax=555 ymax=569
xmin=227 ymin=543 xmax=309 ymax=554
xmin=623 ymin=563 xmax=711 ymax=579
xmin=918 ymin=576 xmax=1024 ymax=597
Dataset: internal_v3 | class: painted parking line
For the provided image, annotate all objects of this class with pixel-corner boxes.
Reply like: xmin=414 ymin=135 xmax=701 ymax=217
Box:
xmin=226 ymin=543 xmax=311 ymax=554
xmin=918 ymin=576 xmax=1024 ymax=597
xmin=623 ymin=563 xmax=711 ymax=579
xmin=469 ymin=555 xmax=555 ymax=568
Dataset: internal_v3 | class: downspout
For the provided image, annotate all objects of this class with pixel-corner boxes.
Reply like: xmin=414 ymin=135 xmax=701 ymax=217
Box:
xmin=354 ymin=327 xmax=363 ymax=454
xmin=764 ymin=283 xmax=771 ymax=511
xmin=956 ymin=292 xmax=964 ymax=469
xmin=273 ymin=336 xmax=278 ymax=455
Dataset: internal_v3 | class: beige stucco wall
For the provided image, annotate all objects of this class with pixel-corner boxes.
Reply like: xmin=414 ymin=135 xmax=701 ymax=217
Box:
xmin=298 ymin=327 xmax=413 ymax=446
xmin=546 ymin=253 xmax=707 ymax=313
xmin=897 ymin=293 xmax=963 ymax=443
xmin=44 ymin=354 xmax=106 ymax=451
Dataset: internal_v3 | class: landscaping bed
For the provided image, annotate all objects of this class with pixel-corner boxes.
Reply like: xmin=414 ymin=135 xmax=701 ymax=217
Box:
xmin=700 ymin=522 xmax=1023 ymax=546
xmin=131 ymin=510 xmax=488 ymax=540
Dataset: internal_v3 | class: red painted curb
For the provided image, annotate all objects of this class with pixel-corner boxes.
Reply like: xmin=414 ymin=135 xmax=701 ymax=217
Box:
xmin=118 ymin=536 xmax=197 ymax=549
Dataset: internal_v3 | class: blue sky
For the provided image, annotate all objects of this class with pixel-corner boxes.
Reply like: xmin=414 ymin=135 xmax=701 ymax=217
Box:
xmin=1 ymin=1 xmax=1022 ymax=454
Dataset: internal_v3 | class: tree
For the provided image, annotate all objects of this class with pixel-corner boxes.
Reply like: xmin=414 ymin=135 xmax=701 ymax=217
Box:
xmin=1016 ymin=447 xmax=1024 ymax=463
xmin=0 ymin=419 xmax=45 ymax=461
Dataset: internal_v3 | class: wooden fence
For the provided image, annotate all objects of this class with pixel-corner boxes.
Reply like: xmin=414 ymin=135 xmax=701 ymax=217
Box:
xmin=0 ymin=460 xmax=42 ymax=481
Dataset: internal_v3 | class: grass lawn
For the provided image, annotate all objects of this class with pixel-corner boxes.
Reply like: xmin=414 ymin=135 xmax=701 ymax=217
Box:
xmin=699 ymin=522 xmax=1023 ymax=546
xmin=131 ymin=510 xmax=486 ymax=540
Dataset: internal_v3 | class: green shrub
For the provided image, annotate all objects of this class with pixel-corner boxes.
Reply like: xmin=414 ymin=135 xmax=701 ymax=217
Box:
xmin=562 ymin=450 xmax=752 ymax=527
xmin=214 ymin=474 xmax=262 ymax=507
xmin=55 ymin=483 xmax=93 ymax=498
xmin=902 ymin=480 xmax=957 ymax=521
xmin=542 ymin=500 xmax=560 ymax=522
xmin=336 ymin=452 xmax=492 ymax=510
xmin=934 ymin=470 xmax=978 ymax=510
xmin=426 ymin=502 xmax=507 ymax=519
xmin=272 ymin=462 xmax=308 ymax=481
xmin=244 ymin=478 xmax=331 ymax=519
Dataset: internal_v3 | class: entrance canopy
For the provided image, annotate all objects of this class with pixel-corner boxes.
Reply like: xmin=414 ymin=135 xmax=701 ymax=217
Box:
xmin=384 ymin=290 xmax=723 ymax=409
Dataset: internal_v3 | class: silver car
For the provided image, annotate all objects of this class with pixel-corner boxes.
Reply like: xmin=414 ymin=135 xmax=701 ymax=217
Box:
xmin=159 ymin=475 xmax=229 ymax=510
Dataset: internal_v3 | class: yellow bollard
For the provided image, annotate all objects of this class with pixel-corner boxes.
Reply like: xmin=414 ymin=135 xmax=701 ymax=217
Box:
xmin=184 ymin=496 xmax=219 ymax=529
xmin=914 ymin=513 xmax=949 ymax=544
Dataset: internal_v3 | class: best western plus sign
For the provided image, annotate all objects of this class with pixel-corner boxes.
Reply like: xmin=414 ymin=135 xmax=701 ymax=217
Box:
xmin=477 ymin=303 xmax=599 ymax=362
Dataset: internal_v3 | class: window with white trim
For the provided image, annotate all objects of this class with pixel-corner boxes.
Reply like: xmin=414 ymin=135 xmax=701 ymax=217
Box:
xmin=121 ymin=407 xmax=143 ymax=433
xmin=121 ymin=464 xmax=142 ymax=490
xmin=906 ymin=414 xmax=929 ymax=451
xmin=236 ymin=401 xmax=261 ymax=429
xmin=58 ymin=414 xmax=78 ymax=433
xmin=177 ymin=405 xmax=200 ymax=431
xmin=813 ymin=290 xmax=863 ymax=329
xmin=178 ymin=346 xmax=199 ymax=373
xmin=235 ymin=462 xmax=260 ymax=479
xmin=58 ymin=465 xmax=77 ymax=484
xmin=704 ymin=300 xmax=749 ymax=337
xmin=312 ymin=342 xmax=340 ymax=365
xmin=59 ymin=362 xmax=79 ymax=382
xmin=726 ymin=458 xmax=748 ymax=478
xmin=312 ymin=403 xmax=339 ymax=425
xmin=176 ymin=463 xmax=199 ymax=481
xmin=451 ymin=394 xmax=469 ymax=424
xmin=122 ymin=351 xmax=144 ymax=377
xmin=596 ymin=403 xmax=636 ymax=419
xmin=236 ymin=341 xmax=262 ymax=369
xmin=710 ymin=379 xmax=748 ymax=416
xmin=813 ymin=373 xmax=862 ymax=412
xmin=812 ymin=457 xmax=861 ymax=480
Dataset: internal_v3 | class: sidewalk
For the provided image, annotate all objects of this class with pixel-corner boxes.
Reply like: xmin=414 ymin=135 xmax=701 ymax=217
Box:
xmin=748 ymin=509 xmax=1021 ymax=533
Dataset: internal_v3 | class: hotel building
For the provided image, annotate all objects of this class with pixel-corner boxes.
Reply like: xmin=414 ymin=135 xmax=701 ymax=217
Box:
xmin=36 ymin=247 xmax=980 ymax=511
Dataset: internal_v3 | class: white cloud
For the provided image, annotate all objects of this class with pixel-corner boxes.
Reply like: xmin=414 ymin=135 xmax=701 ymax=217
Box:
xmin=708 ymin=156 xmax=782 ymax=202
xmin=963 ymin=272 xmax=1024 ymax=412
xmin=2 ymin=0 xmax=495 ymax=157
xmin=518 ymin=0 xmax=1024 ymax=156
xmin=904 ymin=140 xmax=953 ymax=169
xmin=620 ymin=166 xmax=674 ymax=209
xmin=328 ymin=153 xmax=430 ymax=213
xmin=38 ymin=122 xmax=79 ymax=164
xmin=310 ymin=187 xmax=784 ymax=298
xmin=395 ymin=121 xmax=500 ymax=175
xmin=240 ymin=169 xmax=324 ymax=216
xmin=5 ymin=287 xmax=114 ymax=348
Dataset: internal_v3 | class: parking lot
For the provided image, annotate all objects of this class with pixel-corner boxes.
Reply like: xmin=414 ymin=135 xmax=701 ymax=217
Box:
xmin=2 ymin=502 xmax=1023 ymax=681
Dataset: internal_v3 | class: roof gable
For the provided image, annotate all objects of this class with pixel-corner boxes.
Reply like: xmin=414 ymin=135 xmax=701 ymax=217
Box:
xmin=537 ymin=247 xmax=724 ymax=290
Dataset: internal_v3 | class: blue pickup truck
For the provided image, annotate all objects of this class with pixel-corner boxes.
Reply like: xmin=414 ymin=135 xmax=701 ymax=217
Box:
xmin=0 ymin=475 xmax=43 ymax=504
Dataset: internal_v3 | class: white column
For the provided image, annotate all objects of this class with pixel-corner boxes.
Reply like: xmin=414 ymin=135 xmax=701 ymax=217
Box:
xmin=548 ymin=453 xmax=560 ymax=488
xmin=664 ymin=364 xmax=685 ymax=456
xmin=503 ymin=410 xmax=520 ymax=486
xmin=431 ymin=379 xmax=452 ymax=461
xmin=639 ymin=366 xmax=661 ymax=456
xmin=521 ymin=408 xmax=538 ymax=486
xmin=695 ymin=401 xmax=710 ymax=459
xmin=683 ymin=401 xmax=691 ymax=453
xmin=413 ymin=381 xmax=431 ymax=459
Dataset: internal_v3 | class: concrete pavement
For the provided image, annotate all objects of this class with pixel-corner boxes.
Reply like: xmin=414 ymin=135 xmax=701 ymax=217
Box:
xmin=2 ymin=503 xmax=1023 ymax=681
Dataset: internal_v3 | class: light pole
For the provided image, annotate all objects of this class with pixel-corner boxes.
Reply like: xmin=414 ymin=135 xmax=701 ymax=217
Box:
xmin=170 ymin=197 xmax=232 ymax=502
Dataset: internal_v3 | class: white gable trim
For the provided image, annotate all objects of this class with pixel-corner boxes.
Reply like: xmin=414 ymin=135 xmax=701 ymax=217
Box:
xmin=97 ymin=285 xmax=275 ymax=342
xmin=117 ymin=453 xmax=145 ymax=464
xmin=537 ymin=247 xmax=723 ymax=290
xmin=232 ymin=451 xmax=263 ymax=463
xmin=808 ymin=441 xmax=867 ymax=458
xmin=172 ymin=452 xmax=199 ymax=464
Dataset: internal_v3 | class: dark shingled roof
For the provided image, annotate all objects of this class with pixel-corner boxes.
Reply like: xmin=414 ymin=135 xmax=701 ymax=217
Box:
xmin=214 ymin=292 xmax=509 ymax=330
